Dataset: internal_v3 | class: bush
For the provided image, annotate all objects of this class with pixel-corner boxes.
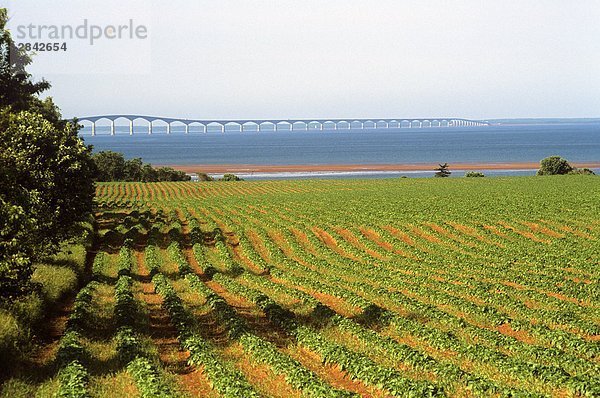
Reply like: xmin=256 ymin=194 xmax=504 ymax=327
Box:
xmin=196 ymin=172 xmax=214 ymax=181
xmin=220 ymin=173 xmax=244 ymax=181
xmin=537 ymin=156 xmax=573 ymax=175
xmin=465 ymin=171 xmax=485 ymax=177
xmin=568 ymin=168 xmax=595 ymax=175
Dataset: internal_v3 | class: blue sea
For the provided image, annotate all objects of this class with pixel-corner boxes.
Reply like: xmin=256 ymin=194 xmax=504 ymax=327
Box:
xmin=81 ymin=123 xmax=600 ymax=179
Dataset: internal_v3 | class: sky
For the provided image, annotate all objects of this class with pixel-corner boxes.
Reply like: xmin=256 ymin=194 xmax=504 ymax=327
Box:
xmin=4 ymin=0 xmax=600 ymax=120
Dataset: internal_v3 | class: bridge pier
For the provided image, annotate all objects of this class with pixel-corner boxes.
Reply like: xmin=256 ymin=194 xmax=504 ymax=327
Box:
xmin=78 ymin=115 xmax=489 ymax=136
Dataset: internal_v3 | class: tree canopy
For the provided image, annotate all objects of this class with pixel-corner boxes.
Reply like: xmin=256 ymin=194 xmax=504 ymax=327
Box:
xmin=92 ymin=151 xmax=190 ymax=182
xmin=537 ymin=156 xmax=573 ymax=176
xmin=0 ymin=8 xmax=96 ymax=299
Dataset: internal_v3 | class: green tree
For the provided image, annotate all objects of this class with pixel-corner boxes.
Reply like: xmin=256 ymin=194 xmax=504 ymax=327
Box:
xmin=434 ymin=163 xmax=451 ymax=178
xmin=124 ymin=158 xmax=144 ymax=181
xmin=92 ymin=151 xmax=126 ymax=181
xmin=141 ymin=163 xmax=158 ymax=182
xmin=1 ymin=9 xmax=96 ymax=299
xmin=0 ymin=9 xmax=50 ymax=113
xmin=537 ymin=156 xmax=573 ymax=175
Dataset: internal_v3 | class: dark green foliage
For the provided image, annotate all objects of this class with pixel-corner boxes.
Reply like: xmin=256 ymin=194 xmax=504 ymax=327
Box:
xmin=0 ymin=9 xmax=50 ymax=113
xmin=220 ymin=173 xmax=244 ymax=181
xmin=434 ymin=163 xmax=451 ymax=177
xmin=66 ymin=282 xmax=98 ymax=332
xmin=56 ymin=331 xmax=87 ymax=367
xmin=91 ymin=151 xmax=126 ymax=181
xmin=92 ymin=150 xmax=190 ymax=182
xmin=0 ymin=9 xmax=95 ymax=300
xmin=465 ymin=171 xmax=485 ymax=177
xmin=196 ymin=172 xmax=214 ymax=181
xmin=537 ymin=156 xmax=573 ymax=175
xmin=568 ymin=168 xmax=595 ymax=175
xmin=115 ymin=276 xmax=136 ymax=327
xmin=115 ymin=326 xmax=143 ymax=366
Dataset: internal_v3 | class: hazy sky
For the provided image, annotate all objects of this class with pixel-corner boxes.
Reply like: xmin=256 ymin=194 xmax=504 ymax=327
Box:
xmin=5 ymin=0 xmax=600 ymax=119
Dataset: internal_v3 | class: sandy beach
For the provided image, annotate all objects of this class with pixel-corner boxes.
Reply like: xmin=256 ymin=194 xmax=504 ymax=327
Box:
xmin=160 ymin=162 xmax=600 ymax=174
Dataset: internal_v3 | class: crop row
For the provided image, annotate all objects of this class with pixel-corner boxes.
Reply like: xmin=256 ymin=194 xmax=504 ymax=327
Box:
xmin=211 ymin=272 xmax=445 ymax=397
xmin=55 ymin=280 xmax=99 ymax=398
xmin=226 ymin=207 xmax=598 ymax=378
xmin=218 ymin=211 xmax=598 ymax=395
xmin=149 ymin=245 xmax=260 ymax=397
xmin=113 ymin=247 xmax=177 ymax=398
xmin=184 ymin=272 xmax=356 ymax=397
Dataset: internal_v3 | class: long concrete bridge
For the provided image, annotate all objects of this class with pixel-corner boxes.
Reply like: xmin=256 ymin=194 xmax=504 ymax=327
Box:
xmin=77 ymin=115 xmax=491 ymax=136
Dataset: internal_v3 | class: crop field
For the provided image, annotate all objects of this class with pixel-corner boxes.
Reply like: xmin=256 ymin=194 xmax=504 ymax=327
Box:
xmin=3 ymin=176 xmax=599 ymax=397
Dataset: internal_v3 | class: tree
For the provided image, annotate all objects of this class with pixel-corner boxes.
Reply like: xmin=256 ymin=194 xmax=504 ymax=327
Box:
xmin=537 ymin=156 xmax=573 ymax=175
xmin=0 ymin=9 xmax=50 ymax=113
xmin=91 ymin=151 xmax=190 ymax=182
xmin=434 ymin=163 xmax=451 ymax=178
xmin=1 ymin=9 xmax=96 ymax=299
xmin=124 ymin=158 xmax=144 ymax=181
xmin=141 ymin=163 xmax=158 ymax=182
xmin=0 ymin=111 xmax=96 ymax=298
xmin=92 ymin=151 xmax=126 ymax=181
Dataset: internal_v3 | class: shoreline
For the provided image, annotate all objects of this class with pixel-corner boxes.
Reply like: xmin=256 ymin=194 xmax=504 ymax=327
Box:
xmin=159 ymin=162 xmax=600 ymax=174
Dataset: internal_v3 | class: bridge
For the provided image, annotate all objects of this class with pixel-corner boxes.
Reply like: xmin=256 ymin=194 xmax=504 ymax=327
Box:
xmin=77 ymin=115 xmax=491 ymax=136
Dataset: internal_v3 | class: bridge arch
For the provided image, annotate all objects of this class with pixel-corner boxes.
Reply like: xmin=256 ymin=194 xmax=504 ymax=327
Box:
xmin=206 ymin=121 xmax=225 ymax=133
xmin=258 ymin=121 xmax=276 ymax=131
xmin=276 ymin=121 xmax=293 ymax=131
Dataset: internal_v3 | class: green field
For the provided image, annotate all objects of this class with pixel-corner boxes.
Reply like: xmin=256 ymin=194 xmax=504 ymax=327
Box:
xmin=2 ymin=176 xmax=599 ymax=397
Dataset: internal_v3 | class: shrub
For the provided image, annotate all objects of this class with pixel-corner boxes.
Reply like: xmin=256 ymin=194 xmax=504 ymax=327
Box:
xmin=537 ymin=156 xmax=573 ymax=175
xmin=220 ymin=173 xmax=244 ymax=181
xmin=465 ymin=171 xmax=485 ymax=177
xmin=196 ymin=172 xmax=214 ymax=181
xmin=568 ymin=168 xmax=596 ymax=175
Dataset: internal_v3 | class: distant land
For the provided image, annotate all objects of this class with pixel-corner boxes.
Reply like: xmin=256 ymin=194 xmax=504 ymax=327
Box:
xmin=488 ymin=118 xmax=600 ymax=125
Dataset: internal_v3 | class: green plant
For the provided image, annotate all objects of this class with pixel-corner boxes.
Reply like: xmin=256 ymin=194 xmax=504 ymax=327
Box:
xmin=219 ymin=173 xmax=244 ymax=181
xmin=537 ymin=156 xmax=573 ymax=175
xmin=465 ymin=171 xmax=485 ymax=177
xmin=56 ymin=360 xmax=90 ymax=398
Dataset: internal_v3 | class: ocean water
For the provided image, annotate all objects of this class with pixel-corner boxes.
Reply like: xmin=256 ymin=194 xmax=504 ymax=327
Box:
xmin=81 ymin=123 xmax=600 ymax=178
